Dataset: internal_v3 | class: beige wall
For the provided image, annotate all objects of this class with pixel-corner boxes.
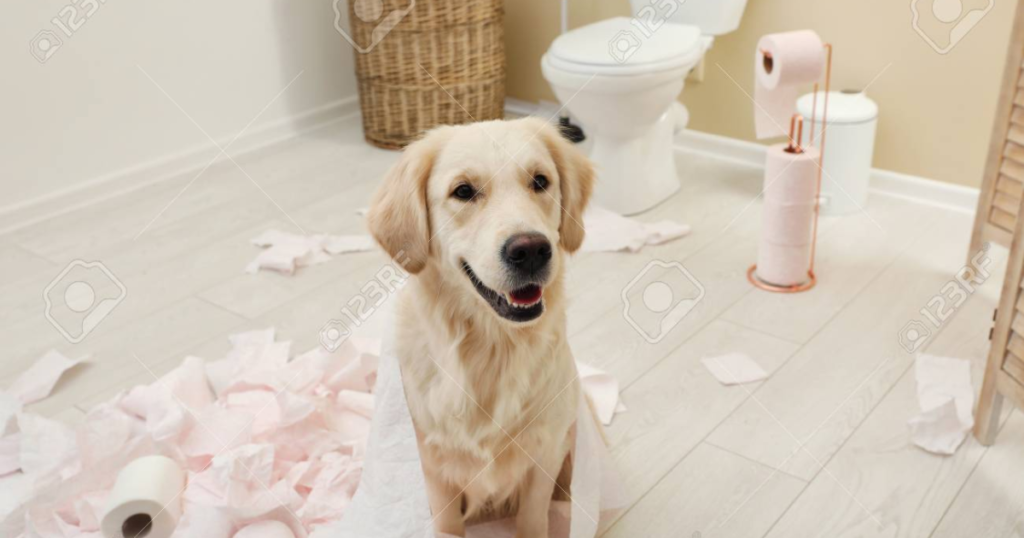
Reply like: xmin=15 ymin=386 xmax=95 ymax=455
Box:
xmin=505 ymin=0 xmax=1018 ymax=188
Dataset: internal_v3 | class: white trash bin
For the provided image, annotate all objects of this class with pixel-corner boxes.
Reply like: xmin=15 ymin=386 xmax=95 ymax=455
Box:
xmin=796 ymin=90 xmax=878 ymax=216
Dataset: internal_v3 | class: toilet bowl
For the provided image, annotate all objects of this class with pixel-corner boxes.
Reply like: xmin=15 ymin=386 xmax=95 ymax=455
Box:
xmin=541 ymin=1 xmax=748 ymax=215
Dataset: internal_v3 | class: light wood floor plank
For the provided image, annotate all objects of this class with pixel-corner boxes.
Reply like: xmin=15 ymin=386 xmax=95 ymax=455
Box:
xmin=707 ymin=208 xmax=975 ymax=480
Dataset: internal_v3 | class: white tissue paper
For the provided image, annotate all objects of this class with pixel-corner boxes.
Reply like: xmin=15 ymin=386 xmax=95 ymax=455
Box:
xmin=3 ymin=325 xmax=625 ymax=538
xmin=580 ymin=205 xmax=690 ymax=253
xmin=576 ymin=362 xmax=627 ymax=426
xmin=7 ymin=350 xmax=87 ymax=404
xmin=907 ymin=354 xmax=975 ymax=455
xmin=246 ymin=230 xmax=376 ymax=274
xmin=701 ymin=353 xmax=768 ymax=385
xmin=272 ymin=205 xmax=690 ymax=272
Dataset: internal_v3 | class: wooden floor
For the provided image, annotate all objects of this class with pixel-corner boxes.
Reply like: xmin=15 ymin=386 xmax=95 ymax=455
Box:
xmin=4 ymin=117 xmax=1022 ymax=538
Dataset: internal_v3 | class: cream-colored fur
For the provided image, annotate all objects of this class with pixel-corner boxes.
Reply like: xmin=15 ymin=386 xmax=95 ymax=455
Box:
xmin=367 ymin=117 xmax=594 ymax=537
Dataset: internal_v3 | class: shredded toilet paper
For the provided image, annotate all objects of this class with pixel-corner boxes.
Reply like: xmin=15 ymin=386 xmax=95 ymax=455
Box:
xmin=579 ymin=206 xmax=690 ymax=253
xmin=248 ymin=207 xmax=690 ymax=274
xmin=2 ymin=330 xmax=624 ymax=537
xmin=7 ymin=350 xmax=87 ymax=405
xmin=907 ymin=354 xmax=975 ymax=455
xmin=702 ymin=353 xmax=768 ymax=386
xmin=246 ymin=230 xmax=377 ymax=274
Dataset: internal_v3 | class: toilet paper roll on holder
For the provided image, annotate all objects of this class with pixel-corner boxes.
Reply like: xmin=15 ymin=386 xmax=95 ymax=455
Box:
xmin=748 ymin=42 xmax=832 ymax=293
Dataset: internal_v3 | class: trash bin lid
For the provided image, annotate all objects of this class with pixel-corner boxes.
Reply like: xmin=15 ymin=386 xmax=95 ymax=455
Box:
xmin=796 ymin=90 xmax=878 ymax=124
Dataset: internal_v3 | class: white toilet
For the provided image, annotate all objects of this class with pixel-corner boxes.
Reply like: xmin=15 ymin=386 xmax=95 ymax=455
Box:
xmin=542 ymin=0 xmax=749 ymax=215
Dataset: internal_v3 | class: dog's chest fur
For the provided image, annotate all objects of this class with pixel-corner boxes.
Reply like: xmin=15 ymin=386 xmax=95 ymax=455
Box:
xmin=394 ymin=283 xmax=578 ymax=507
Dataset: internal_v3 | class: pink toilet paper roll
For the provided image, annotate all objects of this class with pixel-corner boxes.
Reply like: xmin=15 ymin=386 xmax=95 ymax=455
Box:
xmin=755 ymin=143 xmax=820 ymax=286
xmin=761 ymin=200 xmax=816 ymax=246
xmin=763 ymin=145 xmax=819 ymax=203
xmin=754 ymin=30 xmax=824 ymax=139
xmin=757 ymin=241 xmax=812 ymax=286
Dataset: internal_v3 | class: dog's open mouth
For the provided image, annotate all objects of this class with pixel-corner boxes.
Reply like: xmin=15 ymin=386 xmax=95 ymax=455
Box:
xmin=462 ymin=261 xmax=544 ymax=322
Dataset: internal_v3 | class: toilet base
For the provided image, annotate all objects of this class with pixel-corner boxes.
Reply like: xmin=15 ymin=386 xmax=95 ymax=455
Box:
xmin=588 ymin=111 xmax=681 ymax=215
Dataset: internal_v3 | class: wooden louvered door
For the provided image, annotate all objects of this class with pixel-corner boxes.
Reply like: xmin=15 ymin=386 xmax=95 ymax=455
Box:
xmin=973 ymin=1 xmax=1024 ymax=446
xmin=969 ymin=2 xmax=1024 ymax=256
xmin=976 ymin=222 xmax=1024 ymax=444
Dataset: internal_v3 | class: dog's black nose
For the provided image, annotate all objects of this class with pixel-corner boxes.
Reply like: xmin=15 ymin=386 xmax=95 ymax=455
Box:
xmin=502 ymin=233 xmax=552 ymax=274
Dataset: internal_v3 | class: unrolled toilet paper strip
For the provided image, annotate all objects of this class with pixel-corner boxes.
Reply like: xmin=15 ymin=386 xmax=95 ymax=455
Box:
xmin=309 ymin=314 xmax=628 ymax=538
xmin=762 ymin=145 xmax=819 ymax=204
xmin=101 ymin=455 xmax=185 ymax=538
xmin=754 ymin=30 xmax=825 ymax=139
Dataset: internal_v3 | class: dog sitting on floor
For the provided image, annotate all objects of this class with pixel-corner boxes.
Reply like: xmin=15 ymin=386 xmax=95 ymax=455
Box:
xmin=366 ymin=117 xmax=594 ymax=537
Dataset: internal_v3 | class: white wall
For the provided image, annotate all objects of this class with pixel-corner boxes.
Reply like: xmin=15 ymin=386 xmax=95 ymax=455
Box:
xmin=1 ymin=0 xmax=358 ymax=210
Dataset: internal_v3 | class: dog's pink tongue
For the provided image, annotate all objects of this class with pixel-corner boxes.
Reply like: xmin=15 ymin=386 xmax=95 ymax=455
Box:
xmin=510 ymin=285 xmax=542 ymax=305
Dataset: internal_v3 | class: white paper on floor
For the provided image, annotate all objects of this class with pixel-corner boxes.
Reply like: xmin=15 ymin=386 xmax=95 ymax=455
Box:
xmin=2 ymin=330 xmax=625 ymax=537
xmin=6 ymin=350 xmax=87 ymax=405
xmin=701 ymin=353 xmax=768 ymax=385
xmin=580 ymin=205 xmax=690 ymax=253
xmin=907 ymin=354 xmax=975 ymax=455
xmin=258 ymin=205 xmax=691 ymax=275
xmin=576 ymin=362 xmax=627 ymax=426
xmin=246 ymin=230 xmax=377 ymax=274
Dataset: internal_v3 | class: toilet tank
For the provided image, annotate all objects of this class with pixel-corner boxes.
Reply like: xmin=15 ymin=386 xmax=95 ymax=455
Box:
xmin=630 ymin=0 xmax=748 ymax=36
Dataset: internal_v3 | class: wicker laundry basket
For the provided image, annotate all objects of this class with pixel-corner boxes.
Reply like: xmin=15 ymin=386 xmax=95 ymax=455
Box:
xmin=348 ymin=0 xmax=505 ymax=149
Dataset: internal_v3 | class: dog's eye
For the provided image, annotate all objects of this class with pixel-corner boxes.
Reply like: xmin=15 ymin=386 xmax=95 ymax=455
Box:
xmin=452 ymin=183 xmax=477 ymax=201
xmin=532 ymin=174 xmax=549 ymax=192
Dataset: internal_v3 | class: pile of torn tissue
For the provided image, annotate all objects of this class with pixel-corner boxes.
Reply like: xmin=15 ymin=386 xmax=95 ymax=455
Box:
xmin=1 ymin=330 xmax=626 ymax=538
xmin=1 ymin=329 xmax=380 ymax=538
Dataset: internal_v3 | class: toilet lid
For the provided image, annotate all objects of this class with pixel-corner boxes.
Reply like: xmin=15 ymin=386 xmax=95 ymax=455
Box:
xmin=549 ymin=17 xmax=703 ymax=73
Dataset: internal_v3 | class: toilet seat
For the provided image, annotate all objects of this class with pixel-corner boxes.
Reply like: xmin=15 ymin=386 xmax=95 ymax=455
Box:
xmin=548 ymin=17 xmax=705 ymax=76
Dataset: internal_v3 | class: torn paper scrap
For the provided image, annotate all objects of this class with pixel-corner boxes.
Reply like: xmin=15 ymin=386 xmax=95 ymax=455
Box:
xmin=908 ymin=354 xmax=974 ymax=455
xmin=908 ymin=399 xmax=967 ymax=455
xmin=4 ymin=350 xmax=87 ymax=404
xmin=0 ymin=329 xmax=380 ymax=537
xmin=576 ymin=362 xmax=627 ymax=426
xmin=292 ymin=204 xmax=690 ymax=267
xmin=246 ymin=229 xmax=376 ymax=274
xmin=702 ymin=353 xmax=768 ymax=385
xmin=581 ymin=205 xmax=690 ymax=253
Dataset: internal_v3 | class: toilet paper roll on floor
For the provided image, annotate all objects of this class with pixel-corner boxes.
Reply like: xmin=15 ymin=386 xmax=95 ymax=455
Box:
xmin=101 ymin=456 xmax=185 ymax=538
xmin=754 ymin=30 xmax=825 ymax=139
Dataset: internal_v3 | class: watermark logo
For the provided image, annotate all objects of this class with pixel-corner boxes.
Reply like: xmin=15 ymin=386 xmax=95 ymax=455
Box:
xmin=608 ymin=30 xmax=642 ymax=64
xmin=29 ymin=30 xmax=62 ymax=63
xmin=333 ymin=0 xmax=415 ymax=54
xmin=43 ymin=260 xmax=127 ymax=343
xmin=609 ymin=0 xmax=684 ymax=63
xmin=319 ymin=252 xmax=411 ymax=351
xmin=31 ymin=0 xmax=107 ymax=63
xmin=898 ymin=243 xmax=992 ymax=353
xmin=911 ymin=0 xmax=993 ymax=54
xmin=622 ymin=260 xmax=705 ymax=344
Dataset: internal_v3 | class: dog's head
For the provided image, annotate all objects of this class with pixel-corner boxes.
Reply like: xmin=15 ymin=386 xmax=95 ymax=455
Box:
xmin=367 ymin=117 xmax=594 ymax=324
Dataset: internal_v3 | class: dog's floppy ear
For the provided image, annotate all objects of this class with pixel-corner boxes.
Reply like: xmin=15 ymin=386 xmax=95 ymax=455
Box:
xmin=367 ymin=129 xmax=450 ymax=274
xmin=531 ymin=118 xmax=595 ymax=253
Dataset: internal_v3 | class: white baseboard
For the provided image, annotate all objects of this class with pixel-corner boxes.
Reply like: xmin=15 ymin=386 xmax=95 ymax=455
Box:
xmin=502 ymin=98 xmax=980 ymax=215
xmin=674 ymin=128 xmax=979 ymax=214
xmin=0 ymin=96 xmax=360 ymax=235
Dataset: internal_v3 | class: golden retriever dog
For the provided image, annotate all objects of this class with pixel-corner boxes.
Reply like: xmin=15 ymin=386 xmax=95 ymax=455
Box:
xmin=366 ymin=117 xmax=594 ymax=537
